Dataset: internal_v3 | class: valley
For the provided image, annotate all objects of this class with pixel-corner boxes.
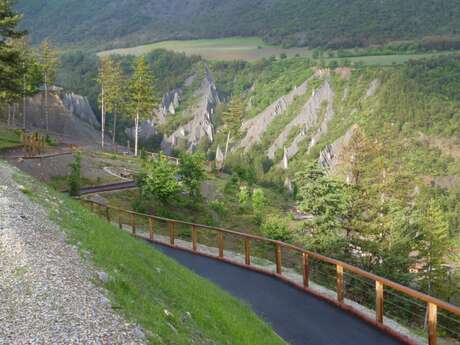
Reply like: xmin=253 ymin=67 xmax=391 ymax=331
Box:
xmin=2 ymin=1 xmax=460 ymax=345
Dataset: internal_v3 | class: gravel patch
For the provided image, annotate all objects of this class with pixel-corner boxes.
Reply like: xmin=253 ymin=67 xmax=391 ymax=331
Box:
xmin=0 ymin=162 xmax=146 ymax=345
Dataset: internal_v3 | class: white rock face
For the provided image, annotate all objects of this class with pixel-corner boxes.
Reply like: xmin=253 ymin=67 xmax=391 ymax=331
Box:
xmin=158 ymin=89 xmax=182 ymax=123
xmin=366 ymin=79 xmax=380 ymax=97
xmin=62 ymin=92 xmax=100 ymax=129
xmin=161 ymin=67 xmax=220 ymax=153
xmin=239 ymin=80 xmax=309 ymax=152
xmin=268 ymin=81 xmax=335 ymax=160
xmin=319 ymin=124 xmax=360 ymax=172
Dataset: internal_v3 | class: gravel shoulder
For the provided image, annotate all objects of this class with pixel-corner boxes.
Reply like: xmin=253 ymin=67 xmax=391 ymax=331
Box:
xmin=0 ymin=161 xmax=146 ymax=345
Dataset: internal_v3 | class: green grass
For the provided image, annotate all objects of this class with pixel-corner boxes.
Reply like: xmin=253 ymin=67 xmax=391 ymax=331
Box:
xmin=0 ymin=128 xmax=22 ymax=150
xmin=98 ymin=36 xmax=460 ymax=64
xmin=98 ymin=37 xmax=312 ymax=61
xmin=12 ymin=163 xmax=285 ymax=345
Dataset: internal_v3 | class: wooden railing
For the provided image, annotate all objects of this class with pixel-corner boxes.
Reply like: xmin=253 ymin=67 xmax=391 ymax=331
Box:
xmin=81 ymin=198 xmax=460 ymax=345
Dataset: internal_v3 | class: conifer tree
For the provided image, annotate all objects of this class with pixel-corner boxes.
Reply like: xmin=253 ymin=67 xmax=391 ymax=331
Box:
xmin=0 ymin=0 xmax=25 ymax=99
xmin=38 ymin=39 xmax=58 ymax=132
xmin=127 ymin=57 xmax=157 ymax=157
xmin=222 ymin=96 xmax=244 ymax=158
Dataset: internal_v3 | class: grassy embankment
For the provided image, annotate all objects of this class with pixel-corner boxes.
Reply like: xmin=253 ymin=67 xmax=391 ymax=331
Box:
xmin=12 ymin=163 xmax=286 ymax=345
xmin=0 ymin=128 xmax=21 ymax=150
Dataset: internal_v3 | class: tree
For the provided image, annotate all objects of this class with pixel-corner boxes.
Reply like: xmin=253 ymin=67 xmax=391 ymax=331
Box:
xmin=97 ymin=56 xmax=125 ymax=150
xmin=222 ymin=96 xmax=244 ymax=159
xmin=38 ymin=39 xmax=58 ymax=132
xmin=127 ymin=57 xmax=157 ymax=156
xmin=137 ymin=153 xmax=181 ymax=203
xmin=178 ymin=151 xmax=206 ymax=198
xmin=416 ymin=199 xmax=452 ymax=296
xmin=0 ymin=0 xmax=25 ymax=97
xmin=294 ymin=162 xmax=351 ymax=255
xmin=68 ymin=150 xmax=81 ymax=196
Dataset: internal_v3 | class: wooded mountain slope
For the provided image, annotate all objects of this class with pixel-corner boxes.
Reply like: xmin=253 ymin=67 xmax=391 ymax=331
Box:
xmin=17 ymin=0 xmax=460 ymax=49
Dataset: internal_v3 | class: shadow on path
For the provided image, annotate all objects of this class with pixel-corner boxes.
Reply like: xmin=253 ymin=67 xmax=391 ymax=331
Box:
xmin=154 ymin=243 xmax=404 ymax=345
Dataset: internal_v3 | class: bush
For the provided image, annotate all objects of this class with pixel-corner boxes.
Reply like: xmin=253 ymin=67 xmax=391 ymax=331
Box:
xmin=260 ymin=216 xmax=292 ymax=242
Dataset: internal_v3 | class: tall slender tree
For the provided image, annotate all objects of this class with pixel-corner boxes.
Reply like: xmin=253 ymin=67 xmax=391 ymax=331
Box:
xmin=38 ymin=39 xmax=58 ymax=132
xmin=222 ymin=96 xmax=244 ymax=159
xmin=97 ymin=57 xmax=110 ymax=150
xmin=127 ymin=57 xmax=157 ymax=157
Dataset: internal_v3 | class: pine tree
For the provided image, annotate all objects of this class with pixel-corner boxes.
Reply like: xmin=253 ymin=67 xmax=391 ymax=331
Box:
xmin=109 ymin=59 xmax=125 ymax=149
xmin=222 ymin=96 xmax=244 ymax=158
xmin=127 ymin=57 xmax=157 ymax=157
xmin=97 ymin=57 xmax=110 ymax=150
xmin=0 ymin=0 xmax=25 ymax=99
xmin=38 ymin=39 xmax=58 ymax=132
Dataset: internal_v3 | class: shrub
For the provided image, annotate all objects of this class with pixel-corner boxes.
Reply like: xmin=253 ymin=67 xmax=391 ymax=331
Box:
xmin=260 ymin=216 xmax=292 ymax=242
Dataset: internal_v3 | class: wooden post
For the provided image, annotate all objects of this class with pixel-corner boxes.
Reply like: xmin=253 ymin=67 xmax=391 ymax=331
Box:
xmin=303 ymin=253 xmax=309 ymax=288
xmin=169 ymin=222 xmax=175 ymax=246
xmin=336 ymin=265 xmax=344 ymax=303
xmin=218 ymin=233 xmax=224 ymax=258
xmin=118 ymin=211 xmax=122 ymax=229
xmin=105 ymin=206 xmax=110 ymax=222
xmin=192 ymin=225 xmax=198 ymax=252
xmin=131 ymin=213 xmax=136 ymax=235
xmin=376 ymin=281 xmax=384 ymax=323
xmin=244 ymin=239 xmax=251 ymax=266
xmin=148 ymin=218 xmax=154 ymax=240
xmin=275 ymin=243 xmax=282 ymax=275
xmin=428 ymin=303 xmax=437 ymax=345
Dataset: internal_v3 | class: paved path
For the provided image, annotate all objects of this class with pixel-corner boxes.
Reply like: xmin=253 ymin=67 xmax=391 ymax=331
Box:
xmin=154 ymin=243 xmax=404 ymax=345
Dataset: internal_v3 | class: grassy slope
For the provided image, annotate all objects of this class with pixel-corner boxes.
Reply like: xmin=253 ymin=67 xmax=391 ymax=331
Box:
xmin=11 ymin=163 xmax=285 ymax=345
xmin=0 ymin=128 xmax=21 ymax=150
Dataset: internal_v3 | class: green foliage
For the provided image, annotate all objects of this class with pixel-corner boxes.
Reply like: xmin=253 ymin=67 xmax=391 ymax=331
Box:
xmin=0 ymin=0 xmax=26 ymax=99
xmin=137 ymin=153 xmax=181 ymax=203
xmin=18 ymin=0 xmax=460 ymax=49
xmin=238 ymin=186 xmax=251 ymax=209
xmin=68 ymin=151 xmax=81 ymax=196
xmin=252 ymin=188 xmax=268 ymax=224
xmin=294 ymin=162 xmax=352 ymax=255
xmin=178 ymin=151 xmax=206 ymax=198
xmin=260 ymin=216 xmax=292 ymax=242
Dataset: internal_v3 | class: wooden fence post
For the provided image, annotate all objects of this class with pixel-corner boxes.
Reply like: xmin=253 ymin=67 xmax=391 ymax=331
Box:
xmin=303 ymin=253 xmax=309 ymax=288
xmin=376 ymin=281 xmax=384 ymax=323
xmin=428 ymin=303 xmax=437 ymax=345
xmin=192 ymin=225 xmax=197 ymax=252
xmin=169 ymin=222 xmax=175 ymax=246
xmin=148 ymin=218 xmax=154 ymax=240
xmin=244 ymin=239 xmax=251 ymax=266
xmin=275 ymin=243 xmax=282 ymax=275
xmin=218 ymin=233 xmax=224 ymax=258
xmin=105 ymin=206 xmax=110 ymax=222
xmin=118 ymin=211 xmax=122 ymax=229
xmin=336 ymin=265 xmax=344 ymax=303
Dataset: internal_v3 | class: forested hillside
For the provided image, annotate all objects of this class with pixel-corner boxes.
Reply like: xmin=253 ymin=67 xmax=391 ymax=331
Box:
xmin=17 ymin=0 xmax=460 ymax=49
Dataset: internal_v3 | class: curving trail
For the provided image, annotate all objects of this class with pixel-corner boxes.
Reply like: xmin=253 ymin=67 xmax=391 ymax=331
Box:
xmin=153 ymin=243 xmax=406 ymax=345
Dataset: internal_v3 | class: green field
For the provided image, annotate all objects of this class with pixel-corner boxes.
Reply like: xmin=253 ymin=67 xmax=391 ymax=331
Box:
xmin=98 ymin=36 xmax=460 ymax=65
xmin=98 ymin=37 xmax=311 ymax=61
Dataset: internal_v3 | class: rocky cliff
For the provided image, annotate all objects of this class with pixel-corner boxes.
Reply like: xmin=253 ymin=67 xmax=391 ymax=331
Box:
xmin=162 ymin=67 xmax=220 ymax=153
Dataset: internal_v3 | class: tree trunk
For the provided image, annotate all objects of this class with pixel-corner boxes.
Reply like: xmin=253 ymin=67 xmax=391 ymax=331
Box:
xmin=7 ymin=104 xmax=11 ymax=127
xmin=12 ymin=103 xmax=16 ymax=126
xmin=112 ymin=112 xmax=117 ymax=152
xmin=44 ymin=72 xmax=49 ymax=132
xmin=101 ymin=86 xmax=105 ymax=151
xmin=134 ymin=111 xmax=139 ymax=157
xmin=23 ymin=64 xmax=27 ymax=129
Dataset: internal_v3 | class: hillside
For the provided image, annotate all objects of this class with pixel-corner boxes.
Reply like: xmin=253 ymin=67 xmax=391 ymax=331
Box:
xmin=1 ymin=160 xmax=285 ymax=345
xmin=17 ymin=0 xmax=460 ymax=49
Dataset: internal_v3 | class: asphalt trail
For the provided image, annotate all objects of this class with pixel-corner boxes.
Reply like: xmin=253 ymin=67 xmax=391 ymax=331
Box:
xmin=154 ymin=244 xmax=404 ymax=345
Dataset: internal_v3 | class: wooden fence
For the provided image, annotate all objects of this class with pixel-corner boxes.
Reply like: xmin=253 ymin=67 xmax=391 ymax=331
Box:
xmin=81 ymin=198 xmax=460 ymax=345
